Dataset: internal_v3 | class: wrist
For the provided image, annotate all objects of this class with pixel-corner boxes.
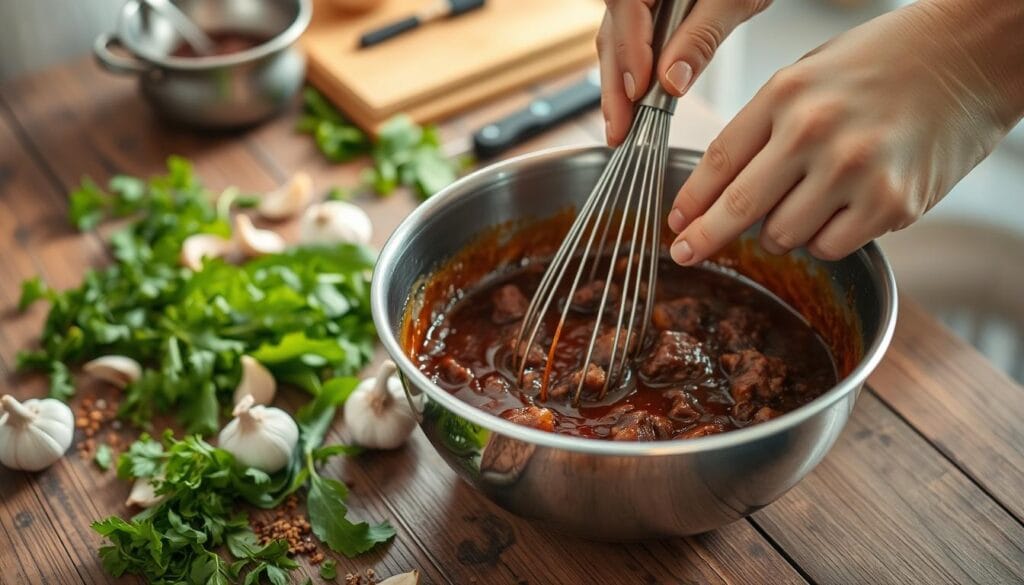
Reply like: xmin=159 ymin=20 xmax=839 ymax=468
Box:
xmin=919 ymin=0 xmax=1024 ymax=131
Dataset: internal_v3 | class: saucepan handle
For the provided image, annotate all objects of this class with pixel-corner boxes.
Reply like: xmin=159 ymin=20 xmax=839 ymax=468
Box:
xmin=93 ymin=33 xmax=150 ymax=75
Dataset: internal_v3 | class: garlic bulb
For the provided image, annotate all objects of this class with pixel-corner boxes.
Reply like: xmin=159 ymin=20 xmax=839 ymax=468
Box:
xmin=258 ymin=172 xmax=314 ymax=220
xmin=234 ymin=214 xmax=286 ymax=258
xmin=180 ymin=233 xmax=233 ymax=271
xmin=126 ymin=476 xmax=165 ymax=508
xmin=0 ymin=395 xmax=74 ymax=471
xmin=298 ymin=201 xmax=373 ymax=246
xmin=83 ymin=355 xmax=142 ymax=389
xmin=218 ymin=394 xmax=298 ymax=473
xmin=343 ymin=360 xmax=418 ymax=450
xmin=233 ymin=356 xmax=277 ymax=406
xmin=378 ymin=570 xmax=420 ymax=585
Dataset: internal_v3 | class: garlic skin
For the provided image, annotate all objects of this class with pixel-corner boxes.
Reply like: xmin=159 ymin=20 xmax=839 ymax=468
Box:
xmin=0 ymin=395 xmax=74 ymax=471
xmin=218 ymin=394 xmax=298 ymax=473
xmin=233 ymin=356 xmax=277 ymax=406
xmin=343 ymin=360 xmax=418 ymax=450
xmin=378 ymin=570 xmax=420 ymax=585
xmin=258 ymin=172 xmax=314 ymax=220
xmin=83 ymin=355 xmax=142 ymax=389
xmin=234 ymin=214 xmax=286 ymax=258
xmin=125 ymin=476 xmax=166 ymax=508
xmin=298 ymin=201 xmax=373 ymax=246
xmin=180 ymin=233 xmax=233 ymax=271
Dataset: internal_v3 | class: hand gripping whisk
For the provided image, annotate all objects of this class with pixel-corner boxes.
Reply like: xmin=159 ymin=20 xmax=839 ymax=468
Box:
xmin=514 ymin=0 xmax=697 ymax=406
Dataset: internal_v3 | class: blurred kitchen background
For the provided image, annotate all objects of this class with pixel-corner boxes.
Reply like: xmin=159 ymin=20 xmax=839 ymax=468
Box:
xmin=2 ymin=0 xmax=1021 ymax=381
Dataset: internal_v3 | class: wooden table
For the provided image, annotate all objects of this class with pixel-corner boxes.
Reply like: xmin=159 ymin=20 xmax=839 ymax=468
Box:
xmin=1 ymin=58 xmax=1023 ymax=585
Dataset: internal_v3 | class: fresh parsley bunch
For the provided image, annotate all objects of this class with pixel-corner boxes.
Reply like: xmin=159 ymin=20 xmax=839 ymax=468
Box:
xmin=297 ymin=88 xmax=461 ymax=200
xmin=17 ymin=157 xmax=377 ymax=435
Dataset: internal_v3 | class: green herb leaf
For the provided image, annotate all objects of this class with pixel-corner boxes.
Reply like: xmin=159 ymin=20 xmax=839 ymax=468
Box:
xmin=306 ymin=473 xmax=395 ymax=557
xmin=94 ymin=444 xmax=114 ymax=471
xmin=319 ymin=559 xmax=338 ymax=580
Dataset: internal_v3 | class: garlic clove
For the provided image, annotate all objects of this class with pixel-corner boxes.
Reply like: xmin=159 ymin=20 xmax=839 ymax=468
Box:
xmin=125 ymin=476 xmax=165 ymax=508
xmin=218 ymin=393 xmax=299 ymax=473
xmin=298 ymin=201 xmax=373 ymax=246
xmin=0 ymin=395 xmax=74 ymax=471
xmin=234 ymin=214 xmax=287 ymax=258
xmin=257 ymin=172 xmax=314 ymax=220
xmin=377 ymin=570 xmax=420 ymax=585
xmin=233 ymin=356 xmax=277 ymax=406
xmin=343 ymin=360 xmax=418 ymax=450
xmin=180 ymin=233 xmax=233 ymax=271
xmin=83 ymin=355 xmax=143 ymax=389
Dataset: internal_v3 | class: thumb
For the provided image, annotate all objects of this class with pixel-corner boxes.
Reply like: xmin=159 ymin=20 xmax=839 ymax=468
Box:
xmin=656 ymin=0 xmax=772 ymax=96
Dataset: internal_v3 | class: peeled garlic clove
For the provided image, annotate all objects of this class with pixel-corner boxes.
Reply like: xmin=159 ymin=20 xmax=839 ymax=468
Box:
xmin=235 ymin=214 xmax=286 ymax=258
xmin=258 ymin=172 xmax=314 ymax=220
xmin=218 ymin=394 xmax=298 ymax=473
xmin=377 ymin=570 xmax=420 ymax=585
xmin=299 ymin=201 xmax=373 ymax=246
xmin=180 ymin=233 xmax=233 ymax=271
xmin=0 ymin=395 xmax=74 ymax=471
xmin=125 ymin=476 xmax=165 ymax=508
xmin=83 ymin=355 xmax=142 ymax=389
xmin=233 ymin=356 xmax=276 ymax=406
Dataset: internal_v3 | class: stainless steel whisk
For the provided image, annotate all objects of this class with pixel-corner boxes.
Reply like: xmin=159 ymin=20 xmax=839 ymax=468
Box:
xmin=514 ymin=0 xmax=697 ymax=406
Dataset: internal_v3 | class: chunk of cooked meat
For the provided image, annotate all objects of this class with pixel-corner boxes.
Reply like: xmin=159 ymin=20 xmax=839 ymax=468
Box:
xmin=731 ymin=401 xmax=757 ymax=421
xmin=638 ymin=331 xmax=711 ymax=383
xmin=752 ymin=405 xmax=782 ymax=423
xmin=676 ymin=421 xmax=727 ymax=439
xmin=502 ymin=334 xmax=545 ymax=368
xmin=478 ymin=374 xmax=511 ymax=395
xmin=721 ymin=349 xmax=787 ymax=403
xmin=501 ymin=405 xmax=555 ymax=432
xmin=716 ymin=306 xmax=765 ymax=352
xmin=570 ymin=280 xmax=619 ymax=313
xmin=491 ymin=284 xmax=529 ymax=324
xmin=591 ymin=327 xmax=638 ymax=367
xmin=610 ymin=409 xmax=674 ymax=441
xmin=652 ymin=297 xmax=704 ymax=334
xmin=665 ymin=390 xmax=700 ymax=423
xmin=437 ymin=356 xmax=474 ymax=385
xmin=549 ymin=363 xmax=607 ymax=401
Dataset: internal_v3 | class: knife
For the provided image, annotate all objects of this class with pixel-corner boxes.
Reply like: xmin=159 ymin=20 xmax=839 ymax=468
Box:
xmin=359 ymin=0 xmax=486 ymax=48
xmin=454 ymin=70 xmax=602 ymax=161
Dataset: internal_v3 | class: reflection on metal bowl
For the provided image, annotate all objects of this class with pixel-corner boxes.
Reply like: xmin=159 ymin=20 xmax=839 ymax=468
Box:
xmin=372 ymin=146 xmax=897 ymax=539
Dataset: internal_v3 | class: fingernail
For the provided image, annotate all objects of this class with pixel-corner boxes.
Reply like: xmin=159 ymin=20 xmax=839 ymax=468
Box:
xmin=668 ymin=208 xmax=686 ymax=233
xmin=666 ymin=61 xmax=693 ymax=95
xmin=623 ymin=72 xmax=637 ymax=101
xmin=670 ymin=239 xmax=693 ymax=265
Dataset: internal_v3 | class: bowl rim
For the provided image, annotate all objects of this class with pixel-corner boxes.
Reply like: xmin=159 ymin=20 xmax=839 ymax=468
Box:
xmin=372 ymin=144 xmax=899 ymax=456
xmin=116 ymin=0 xmax=312 ymax=70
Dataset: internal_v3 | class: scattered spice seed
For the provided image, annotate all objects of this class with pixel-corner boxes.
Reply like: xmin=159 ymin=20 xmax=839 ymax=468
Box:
xmin=251 ymin=496 xmax=322 ymax=561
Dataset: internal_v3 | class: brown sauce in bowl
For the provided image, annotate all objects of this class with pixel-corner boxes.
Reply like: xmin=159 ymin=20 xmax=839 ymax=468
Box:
xmin=415 ymin=258 xmax=838 ymax=441
xmin=170 ymin=31 xmax=268 ymax=58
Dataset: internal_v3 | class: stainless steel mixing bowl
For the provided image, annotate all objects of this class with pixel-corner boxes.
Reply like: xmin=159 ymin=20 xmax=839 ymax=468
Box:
xmin=94 ymin=0 xmax=310 ymax=128
xmin=372 ymin=146 xmax=898 ymax=539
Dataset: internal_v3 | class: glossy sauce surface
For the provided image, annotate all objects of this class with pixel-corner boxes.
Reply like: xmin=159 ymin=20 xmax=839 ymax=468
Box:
xmin=417 ymin=260 xmax=838 ymax=441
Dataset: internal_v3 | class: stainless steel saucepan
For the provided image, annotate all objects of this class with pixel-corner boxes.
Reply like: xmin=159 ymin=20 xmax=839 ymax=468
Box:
xmin=94 ymin=0 xmax=310 ymax=128
xmin=372 ymin=146 xmax=898 ymax=539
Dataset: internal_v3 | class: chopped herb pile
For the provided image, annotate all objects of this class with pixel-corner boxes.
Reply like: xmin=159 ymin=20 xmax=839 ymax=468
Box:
xmin=18 ymin=157 xmax=377 ymax=434
xmin=16 ymin=157 xmax=395 ymax=583
xmin=297 ymin=88 xmax=461 ymax=200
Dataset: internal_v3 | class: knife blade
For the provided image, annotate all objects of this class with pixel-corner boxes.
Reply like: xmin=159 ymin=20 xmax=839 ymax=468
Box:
xmin=445 ymin=70 xmax=602 ymax=161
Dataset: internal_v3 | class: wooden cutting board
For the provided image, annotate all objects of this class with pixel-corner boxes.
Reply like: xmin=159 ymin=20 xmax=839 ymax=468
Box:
xmin=303 ymin=0 xmax=603 ymax=132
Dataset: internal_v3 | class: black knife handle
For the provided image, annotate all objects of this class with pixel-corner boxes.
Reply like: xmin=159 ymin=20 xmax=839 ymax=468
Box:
xmin=359 ymin=16 xmax=421 ymax=48
xmin=472 ymin=74 xmax=602 ymax=159
xmin=449 ymin=0 xmax=485 ymax=16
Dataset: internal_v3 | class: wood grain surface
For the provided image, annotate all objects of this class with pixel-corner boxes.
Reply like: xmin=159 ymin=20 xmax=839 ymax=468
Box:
xmin=1 ymin=57 xmax=1023 ymax=585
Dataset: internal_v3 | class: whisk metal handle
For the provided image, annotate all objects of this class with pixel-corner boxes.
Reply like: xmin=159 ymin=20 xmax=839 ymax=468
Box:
xmin=638 ymin=0 xmax=698 ymax=113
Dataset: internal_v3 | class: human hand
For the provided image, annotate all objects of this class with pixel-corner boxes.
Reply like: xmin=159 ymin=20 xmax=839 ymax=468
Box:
xmin=667 ymin=0 xmax=1024 ymax=266
xmin=597 ymin=0 xmax=772 ymax=146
